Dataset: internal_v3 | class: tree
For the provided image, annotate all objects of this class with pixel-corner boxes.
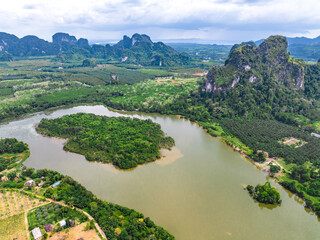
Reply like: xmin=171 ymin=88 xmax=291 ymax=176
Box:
xmin=270 ymin=164 xmax=281 ymax=175
xmin=7 ymin=171 xmax=17 ymax=181
xmin=82 ymin=59 xmax=91 ymax=67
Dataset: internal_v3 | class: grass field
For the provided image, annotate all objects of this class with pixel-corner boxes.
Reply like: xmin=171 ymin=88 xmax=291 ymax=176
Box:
xmin=0 ymin=213 xmax=27 ymax=240
xmin=101 ymin=77 xmax=199 ymax=109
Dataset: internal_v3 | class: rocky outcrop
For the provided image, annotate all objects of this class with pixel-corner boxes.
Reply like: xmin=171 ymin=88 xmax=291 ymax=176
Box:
xmin=0 ymin=32 xmax=90 ymax=57
xmin=52 ymin=33 xmax=77 ymax=45
xmin=112 ymin=33 xmax=190 ymax=66
xmin=203 ymin=35 xmax=305 ymax=93
xmin=77 ymin=38 xmax=89 ymax=48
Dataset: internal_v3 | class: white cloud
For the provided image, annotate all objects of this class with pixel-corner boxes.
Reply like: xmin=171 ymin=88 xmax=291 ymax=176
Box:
xmin=0 ymin=0 xmax=320 ymax=43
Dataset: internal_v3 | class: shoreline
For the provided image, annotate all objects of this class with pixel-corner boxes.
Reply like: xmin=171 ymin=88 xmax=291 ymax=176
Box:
xmin=2 ymin=102 xmax=319 ymax=219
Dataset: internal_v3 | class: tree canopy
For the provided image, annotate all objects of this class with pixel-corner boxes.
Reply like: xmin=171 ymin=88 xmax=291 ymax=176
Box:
xmin=36 ymin=113 xmax=175 ymax=169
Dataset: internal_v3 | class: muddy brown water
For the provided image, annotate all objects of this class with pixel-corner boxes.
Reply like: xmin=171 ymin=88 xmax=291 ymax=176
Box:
xmin=0 ymin=105 xmax=319 ymax=239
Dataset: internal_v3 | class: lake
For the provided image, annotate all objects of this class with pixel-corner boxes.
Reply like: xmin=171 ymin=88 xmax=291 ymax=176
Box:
xmin=0 ymin=105 xmax=319 ymax=239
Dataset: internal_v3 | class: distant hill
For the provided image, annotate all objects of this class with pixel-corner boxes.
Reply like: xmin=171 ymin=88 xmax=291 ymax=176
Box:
xmin=200 ymin=35 xmax=320 ymax=123
xmin=255 ymin=36 xmax=320 ymax=62
xmin=168 ymin=43 xmax=232 ymax=63
xmin=255 ymin=35 xmax=320 ymax=46
xmin=58 ymin=33 xmax=190 ymax=66
xmin=203 ymin=35 xmax=304 ymax=94
xmin=0 ymin=32 xmax=190 ymax=66
xmin=0 ymin=32 xmax=84 ymax=57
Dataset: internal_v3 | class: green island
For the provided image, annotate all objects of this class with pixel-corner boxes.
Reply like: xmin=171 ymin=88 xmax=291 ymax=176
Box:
xmin=0 ymin=138 xmax=174 ymax=240
xmin=36 ymin=113 xmax=175 ymax=169
xmin=246 ymin=182 xmax=282 ymax=205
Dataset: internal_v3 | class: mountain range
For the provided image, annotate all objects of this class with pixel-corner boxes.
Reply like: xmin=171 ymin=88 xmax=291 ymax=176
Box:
xmin=0 ymin=32 xmax=190 ymax=66
xmin=255 ymin=35 xmax=320 ymax=46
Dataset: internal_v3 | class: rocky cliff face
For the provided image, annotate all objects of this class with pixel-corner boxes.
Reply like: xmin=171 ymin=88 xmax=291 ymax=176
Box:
xmin=0 ymin=32 xmax=89 ymax=57
xmin=112 ymin=33 xmax=190 ymax=66
xmin=52 ymin=33 xmax=77 ymax=44
xmin=203 ymin=36 xmax=305 ymax=93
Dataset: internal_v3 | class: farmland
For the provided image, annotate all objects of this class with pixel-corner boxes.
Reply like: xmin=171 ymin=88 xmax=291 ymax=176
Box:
xmin=0 ymin=189 xmax=46 ymax=219
xmin=0 ymin=57 xmax=204 ymax=122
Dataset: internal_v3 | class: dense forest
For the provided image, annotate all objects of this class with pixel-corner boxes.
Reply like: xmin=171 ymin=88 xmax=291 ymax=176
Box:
xmin=36 ymin=113 xmax=175 ymax=169
xmin=0 ymin=138 xmax=28 ymax=154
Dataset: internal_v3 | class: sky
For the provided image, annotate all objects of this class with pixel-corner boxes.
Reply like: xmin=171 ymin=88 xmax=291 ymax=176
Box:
xmin=1 ymin=0 xmax=320 ymax=44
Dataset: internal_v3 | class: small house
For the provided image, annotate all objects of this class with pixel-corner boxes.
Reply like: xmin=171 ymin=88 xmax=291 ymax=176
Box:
xmin=59 ymin=219 xmax=66 ymax=227
xmin=52 ymin=181 xmax=61 ymax=188
xmin=25 ymin=180 xmax=35 ymax=186
xmin=38 ymin=182 xmax=44 ymax=187
xmin=69 ymin=220 xmax=75 ymax=227
xmin=31 ymin=227 xmax=42 ymax=239
xmin=311 ymin=133 xmax=320 ymax=138
xmin=44 ymin=223 xmax=52 ymax=232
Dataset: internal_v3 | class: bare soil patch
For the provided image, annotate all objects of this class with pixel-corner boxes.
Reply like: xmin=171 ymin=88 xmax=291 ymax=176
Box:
xmin=48 ymin=222 xmax=101 ymax=240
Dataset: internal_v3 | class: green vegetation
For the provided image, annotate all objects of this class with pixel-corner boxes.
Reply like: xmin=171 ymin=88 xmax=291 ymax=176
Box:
xmin=0 ymin=56 xmax=205 ymax=123
xmin=0 ymin=138 xmax=28 ymax=154
xmin=0 ymin=213 xmax=26 ymax=240
xmin=36 ymin=113 xmax=175 ymax=169
xmin=199 ymin=36 xmax=320 ymax=217
xmin=168 ymin=43 xmax=231 ymax=65
xmin=1 ymin=33 xmax=320 ymax=225
xmin=246 ymin=182 xmax=281 ymax=205
xmin=220 ymin=120 xmax=320 ymax=165
xmin=0 ymin=31 xmax=190 ymax=66
xmin=0 ymin=140 xmax=174 ymax=239
xmin=288 ymin=44 xmax=320 ymax=62
xmin=0 ymin=138 xmax=29 ymax=172
xmin=27 ymin=203 xmax=88 ymax=231
xmin=43 ymin=173 xmax=174 ymax=239
xmin=269 ymin=164 xmax=281 ymax=175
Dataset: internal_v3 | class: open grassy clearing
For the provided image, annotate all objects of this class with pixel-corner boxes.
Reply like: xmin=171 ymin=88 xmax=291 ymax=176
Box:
xmin=0 ymin=213 xmax=27 ymax=240
xmin=0 ymin=152 xmax=29 ymax=174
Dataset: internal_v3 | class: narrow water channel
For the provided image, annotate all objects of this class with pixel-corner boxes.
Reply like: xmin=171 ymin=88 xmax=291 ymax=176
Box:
xmin=0 ymin=105 xmax=319 ymax=239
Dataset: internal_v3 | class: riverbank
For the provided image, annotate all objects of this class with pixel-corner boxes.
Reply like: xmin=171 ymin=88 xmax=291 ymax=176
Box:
xmin=1 ymin=104 xmax=319 ymax=240
xmin=1 ymin=101 xmax=318 ymax=218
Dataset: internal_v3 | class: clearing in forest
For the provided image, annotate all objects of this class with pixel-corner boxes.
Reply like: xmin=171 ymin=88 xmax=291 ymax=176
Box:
xmin=48 ymin=222 xmax=101 ymax=240
xmin=279 ymin=137 xmax=306 ymax=148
